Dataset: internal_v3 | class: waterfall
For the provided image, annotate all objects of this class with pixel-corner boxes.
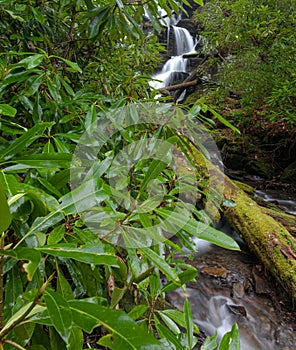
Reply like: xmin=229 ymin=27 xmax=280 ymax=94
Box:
xmin=172 ymin=25 xmax=195 ymax=55
xmin=158 ymin=9 xmax=180 ymax=49
xmin=150 ymin=25 xmax=196 ymax=90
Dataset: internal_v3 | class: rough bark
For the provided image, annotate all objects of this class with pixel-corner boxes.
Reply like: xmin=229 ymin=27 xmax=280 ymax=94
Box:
xmin=190 ymin=146 xmax=296 ymax=303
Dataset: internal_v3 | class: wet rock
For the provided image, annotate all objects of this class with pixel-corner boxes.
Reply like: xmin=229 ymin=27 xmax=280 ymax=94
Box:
xmin=252 ymin=266 xmax=271 ymax=295
xmin=232 ymin=282 xmax=245 ymax=298
xmin=200 ymin=266 xmax=228 ymax=278
xmin=227 ymin=304 xmax=247 ymax=317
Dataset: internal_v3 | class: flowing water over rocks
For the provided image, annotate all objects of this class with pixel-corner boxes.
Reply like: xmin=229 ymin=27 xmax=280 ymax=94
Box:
xmin=150 ymin=19 xmax=197 ymax=90
xmin=167 ymin=186 xmax=296 ymax=349
xmin=168 ymin=243 xmax=296 ymax=349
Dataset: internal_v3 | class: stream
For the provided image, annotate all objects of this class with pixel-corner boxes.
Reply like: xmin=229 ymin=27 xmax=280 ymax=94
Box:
xmin=150 ymin=11 xmax=296 ymax=350
xmin=167 ymin=186 xmax=296 ymax=349
xmin=168 ymin=237 xmax=296 ymax=349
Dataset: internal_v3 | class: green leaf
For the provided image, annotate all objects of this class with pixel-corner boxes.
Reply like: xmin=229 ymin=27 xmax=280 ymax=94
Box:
xmin=161 ymin=266 xmax=198 ymax=293
xmin=4 ymin=9 xmax=25 ymax=21
xmin=110 ymin=286 xmax=128 ymax=308
xmin=67 ymin=327 xmax=84 ymax=350
xmin=4 ymin=153 xmax=72 ymax=171
xmin=201 ymin=332 xmax=218 ymax=350
xmin=43 ymin=289 xmax=73 ymax=343
xmin=69 ymin=301 xmax=164 ymax=349
xmin=156 ymin=312 xmax=180 ymax=335
xmin=140 ymin=247 xmax=180 ymax=284
xmin=160 ymin=309 xmax=199 ymax=334
xmin=156 ymin=208 xmax=240 ymax=251
xmin=0 ymin=104 xmax=17 ymax=117
xmin=154 ymin=316 xmax=183 ymax=350
xmin=57 ymin=268 xmax=73 ymax=301
xmin=37 ymin=177 xmax=62 ymax=198
xmin=0 ymin=247 xmax=41 ymax=280
xmin=0 ymin=122 xmax=54 ymax=161
xmin=184 ymin=299 xmax=194 ymax=349
xmin=140 ymin=160 xmax=168 ymax=193
xmin=59 ymin=179 xmax=108 ymax=215
xmin=17 ymin=54 xmax=44 ymax=69
xmin=47 ymin=79 xmax=61 ymax=102
xmin=1 ymin=302 xmax=35 ymax=333
xmin=47 ymin=225 xmax=65 ymax=245
xmin=218 ymin=323 xmax=240 ymax=350
xmin=0 ymin=183 xmax=11 ymax=232
xmin=50 ymin=56 xmax=82 ymax=73
xmin=31 ymin=7 xmax=45 ymax=24
xmin=127 ymin=305 xmax=148 ymax=320
xmin=36 ymin=242 xmax=120 ymax=267
xmin=86 ymin=6 xmax=113 ymax=39
xmin=206 ymin=106 xmax=241 ymax=134
xmin=16 ymin=210 xmax=65 ymax=247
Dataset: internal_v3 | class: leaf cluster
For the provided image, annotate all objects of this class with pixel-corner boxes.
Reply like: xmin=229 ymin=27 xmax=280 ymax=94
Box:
xmin=196 ymin=0 xmax=296 ymax=125
xmin=0 ymin=1 xmax=240 ymax=349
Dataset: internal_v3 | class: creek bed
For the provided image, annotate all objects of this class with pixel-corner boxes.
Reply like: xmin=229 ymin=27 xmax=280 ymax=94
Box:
xmin=168 ymin=243 xmax=296 ymax=349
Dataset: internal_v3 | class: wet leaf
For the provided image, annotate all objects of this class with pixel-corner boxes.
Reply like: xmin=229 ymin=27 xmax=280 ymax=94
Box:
xmin=4 ymin=153 xmax=72 ymax=171
xmin=156 ymin=208 xmax=240 ymax=251
xmin=0 ymin=247 xmax=41 ymax=280
xmin=0 ymin=183 xmax=12 ymax=232
xmin=201 ymin=332 xmax=218 ymax=350
xmin=128 ymin=305 xmax=148 ymax=320
xmin=43 ymin=289 xmax=73 ymax=343
xmin=0 ymin=103 xmax=17 ymax=117
xmin=161 ymin=266 xmax=198 ymax=293
xmin=36 ymin=242 xmax=120 ymax=267
xmin=184 ymin=298 xmax=194 ymax=349
xmin=0 ymin=122 xmax=54 ymax=161
xmin=218 ymin=322 xmax=240 ymax=350
xmin=154 ymin=316 xmax=183 ymax=350
xmin=140 ymin=247 xmax=180 ymax=283
xmin=17 ymin=54 xmax=44 ymax=69
xmin=59 ymin=179 xmax=108 ymax=215
xmin=69 ymin=301 xmax=164 ymax=349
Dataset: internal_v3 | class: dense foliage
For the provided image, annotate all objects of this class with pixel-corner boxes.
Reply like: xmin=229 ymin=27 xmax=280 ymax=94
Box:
xmin=0 ymin=1 xmax=240 ymax=349
xmin=196 ymin=0 xmax=296 ymax=125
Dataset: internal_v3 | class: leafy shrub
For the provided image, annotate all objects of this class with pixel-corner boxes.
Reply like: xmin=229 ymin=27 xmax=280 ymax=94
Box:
xmin=0 ymin=1 xmax=240 ymax=349
xmin=196 ymin=0 xmax=296 ymax=125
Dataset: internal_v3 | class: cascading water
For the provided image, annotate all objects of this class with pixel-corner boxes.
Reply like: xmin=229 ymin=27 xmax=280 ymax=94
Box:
xmin=158 ymin=9 xmax=180 ymax=49
xmin=172 ymin=25 xmax=195 ymax=55
xmin=150 ymin=22 xmax=196 ymax=90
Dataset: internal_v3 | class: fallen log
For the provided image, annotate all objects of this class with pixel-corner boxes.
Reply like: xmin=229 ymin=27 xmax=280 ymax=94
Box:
xmin=234 ymin=180 xmax=296 ymax=237
xmin=158 ymin=79 xmax=198 ymax=93
xmin=190 ymin=147 xmax=296 ymax=303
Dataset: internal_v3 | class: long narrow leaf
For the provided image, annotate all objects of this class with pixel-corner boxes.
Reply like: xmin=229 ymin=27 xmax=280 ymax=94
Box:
xmin=69 ymin=301 xmax=164 ymax=349
xmin=140 ymin=247 xmax=180 ymax=283
xmin=0 ymin=104 xmax=17 ymax=117
xmin=36 ymin=242 xmax=120 ymax=267
xmin=43 ymin=289 xmax=73 ymax=343
xmin=0 ymin=183 xmax=11 ymax=232
xmin=59 ymin=179 xmax=108 ymax=215
xmin=0 ymin=122 xmax=54 ymax=161
xmin=156 ymin=208 xmax=240 ymax=251
xmin=15 ymin=210 xmax=64 ymax=247
xmin=184 ymin=299 xmax=194 ymax=349
xmin=3 ymin=153 xmax=72 ymax=171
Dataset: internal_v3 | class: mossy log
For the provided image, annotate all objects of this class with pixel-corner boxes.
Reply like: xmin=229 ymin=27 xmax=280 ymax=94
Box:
xmin=190 ymin=147 xmax=296 ymax=303
xmin=234 ymin=180 xmax=296 ymax=237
